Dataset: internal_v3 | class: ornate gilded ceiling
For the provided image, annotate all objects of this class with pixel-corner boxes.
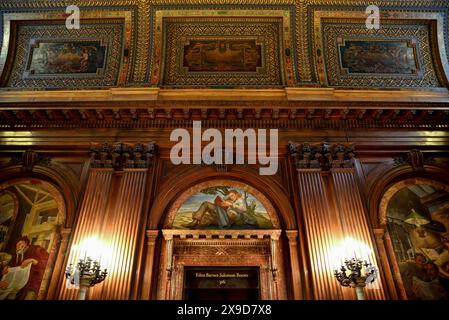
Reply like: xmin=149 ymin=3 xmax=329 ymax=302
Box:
xmin=7 ymin=18 xmax=126 ymax=89
xmin=161 ymin=16 xmax=286 ymax=87
xmin=0 ymin=0 xmax=448 ymax=90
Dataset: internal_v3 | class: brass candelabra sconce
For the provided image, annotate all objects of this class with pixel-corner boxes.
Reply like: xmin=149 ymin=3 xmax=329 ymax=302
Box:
xmin=65 ymin=257 xmax=108 ymax=300
xmin=334 ymin=257 xmax=378 ymax=300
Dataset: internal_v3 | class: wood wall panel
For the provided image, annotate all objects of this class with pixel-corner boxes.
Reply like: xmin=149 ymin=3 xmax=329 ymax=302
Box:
xmin=297 ymin=168 xmax=389 ymax=300
xmin=58 ymin=169 xmax=148 ymax=300
xmin=331 ymin=168 xmax=387 ymax=300
xmin=297 ymin=170 xmax=343 ymax=299
xmin=100 ymin=170 xmax=147 ymax=299
xmin=58 ymin=169 xmax=113 ymax=300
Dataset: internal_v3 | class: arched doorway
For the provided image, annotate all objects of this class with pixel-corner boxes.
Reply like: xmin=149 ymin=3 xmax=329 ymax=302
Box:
xmin=155 ymin=179 xmax=288 ymax=300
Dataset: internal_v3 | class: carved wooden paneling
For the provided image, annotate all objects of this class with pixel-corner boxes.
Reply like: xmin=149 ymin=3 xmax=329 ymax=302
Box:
xmin=58 ymin=169 xmax=113 ymax=299
xmin=58 ymin=168 xmax=148 ymax=300
xmin=99 ymin=170 xmax=147 ymax=299
xmin=296 ymin=170 xmax=343 ymax=299
xmin=331 ymin=168 xmax=387 ymax=300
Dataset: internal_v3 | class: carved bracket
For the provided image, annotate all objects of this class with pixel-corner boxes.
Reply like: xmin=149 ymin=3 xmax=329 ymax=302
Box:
xmin=200 ymin=162 xmax=229 ymax=172
xmin=90 ymin=142 xmax=156 ymax=170
xmin=288 ymin=141 xmax=355 ymax=170
xmin=393 ymin=149 xmax=435 ymax=171
xmin=270 ymin=230 xmax=282 ymax=281
xmin=8 ymin=150 xmax=51 ymax=171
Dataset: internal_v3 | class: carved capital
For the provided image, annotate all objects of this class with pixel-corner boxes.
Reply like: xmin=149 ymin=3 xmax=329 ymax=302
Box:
xmin=90 ymin=142 xmax=157 ymax=170
xmin=60 ymin=228 xmax=72 ymax=238
xmin=288 ymin=141 xmax=355 ymax=170
xmin=285 ymin=230 xmax=298 ymax=245
xmin=146 ymin=229 xmax=159 ymax=244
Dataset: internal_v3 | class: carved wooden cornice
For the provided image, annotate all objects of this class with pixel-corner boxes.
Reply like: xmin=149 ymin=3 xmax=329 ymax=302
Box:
xmin=0 ymin=108 xmax=448 ymax=130
xmin=161 ymin=229 xmax=281 ymax=240
xmin=90 ymin=142 xmax=156 ymax=170
xmin=288 ymin=141 xmax=355 ymax=170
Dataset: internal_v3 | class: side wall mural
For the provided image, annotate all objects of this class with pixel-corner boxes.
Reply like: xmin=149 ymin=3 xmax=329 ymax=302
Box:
xmin=0 ymin=182 xmax=64 ymax=300
xmin=386 ymin=183 xmax=449 ymax=300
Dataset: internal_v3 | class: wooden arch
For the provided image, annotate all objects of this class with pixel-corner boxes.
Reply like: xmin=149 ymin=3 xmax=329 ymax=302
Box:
xmin=148 ymin=165 xmax=296 ymax=230
xmin=0 ymin=163 xmax=81 ymax=228
xmin=366 ymin=164 xmax=449 ymax=227
xmin=362 ymin=163 xmax=449 ymax=299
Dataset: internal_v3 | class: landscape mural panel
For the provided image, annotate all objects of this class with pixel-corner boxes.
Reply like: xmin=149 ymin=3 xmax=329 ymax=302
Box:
xmin=173 ymin=186 xmax=273 ymax=230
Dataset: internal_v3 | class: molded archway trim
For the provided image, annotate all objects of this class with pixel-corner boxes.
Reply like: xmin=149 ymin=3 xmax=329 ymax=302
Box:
xmin=378 ymin=177 xmax=449 ymax=226
xmin=148 ymin=165 xmax=296 ymax=229
xmin=0 ymin=163 xmax=80 ymax=227
xmin=366 ymin=164 xmax=449 ymax=227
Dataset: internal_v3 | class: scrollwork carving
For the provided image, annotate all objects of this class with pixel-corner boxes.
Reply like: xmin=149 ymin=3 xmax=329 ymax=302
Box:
xmin=90 ymin=142 xmax=156 ymax=170
xmin=393 ymin=149 xmax=435 ymax=171
xmin=288 ymin=141 xmax=355 ymax=170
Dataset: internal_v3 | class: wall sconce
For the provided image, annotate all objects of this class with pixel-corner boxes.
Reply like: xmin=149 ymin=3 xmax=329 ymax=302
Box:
xmin=66 ymin=236 xmax=110 ymax=300
xmin=331 ymin=237 xmax=378 ymax=300
xmin=334 ymin=258 xmax=378 ymax=300
xmin=65 ymin=257 xmax=108 ymax=300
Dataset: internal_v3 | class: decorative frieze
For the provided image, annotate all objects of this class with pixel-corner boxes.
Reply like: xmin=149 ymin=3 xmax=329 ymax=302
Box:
xmin=90 ymin=142 xmax=156 ymax=170
xmin=288 ymin=141 xmax=355 ymax=170
xmin=1 ymin=108 xmax=448 ymax=131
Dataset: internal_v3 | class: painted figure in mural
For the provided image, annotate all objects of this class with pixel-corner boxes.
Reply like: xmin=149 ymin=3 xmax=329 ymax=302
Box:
xmin=183 ymin=190 xmax=253 ymax=228
xmin=409 ymin=227 xmax=442 ymax=251
xmin=387 ymin=184 xmax=449 ymax=299
xmin=0 ymin=236 xmax=49 ymax=300
xmin=0 ymin=191 xmax=16 ymax=251
xmin=339 ymin=41 xmax=416 ymax=74
xmin=399 ymin=253 xmax=428 ymax=297
xmin=29 ymin=42 xmax=106 ymax=75
xmin=173 ymin=186 xmax=273 ymax=230
xmin=424 ymin=237 xmax=449 ymax=270
xmin=411 ymin=262 xmax=448 ymax=299
xmin=0 ymin=252 xmax=12 ymax=284
xmin=399 ymin=251 xmax=449 ymax=299
xmin=80 ymin=47 xmax=90 ymax=72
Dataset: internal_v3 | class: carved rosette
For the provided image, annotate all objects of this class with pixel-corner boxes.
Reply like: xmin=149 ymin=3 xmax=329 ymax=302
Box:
xmin=288 ymin=141 xmax=355 ymax=170
xmin=90 ymin=142 xmax=156 ymax=170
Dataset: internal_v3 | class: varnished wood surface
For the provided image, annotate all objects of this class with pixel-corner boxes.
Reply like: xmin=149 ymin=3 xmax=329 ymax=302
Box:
xmin=1 ymin=88 xmax=449 ymax=105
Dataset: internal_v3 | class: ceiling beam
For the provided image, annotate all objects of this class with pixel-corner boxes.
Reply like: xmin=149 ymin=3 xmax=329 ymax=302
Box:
xmin=1 ymin=88 xmax=449 ymax=106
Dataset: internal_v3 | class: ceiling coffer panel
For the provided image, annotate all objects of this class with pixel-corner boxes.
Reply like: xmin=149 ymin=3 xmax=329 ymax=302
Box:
xmin=6 ymin=20 xmax=123 ymax=90
xmin=313 ymin=10 xmax=449 ymax=89
xmin=0 ymin=11 xmax=133 ymax=90
xmin=161 ymin=17 xmax=285 ymax=88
